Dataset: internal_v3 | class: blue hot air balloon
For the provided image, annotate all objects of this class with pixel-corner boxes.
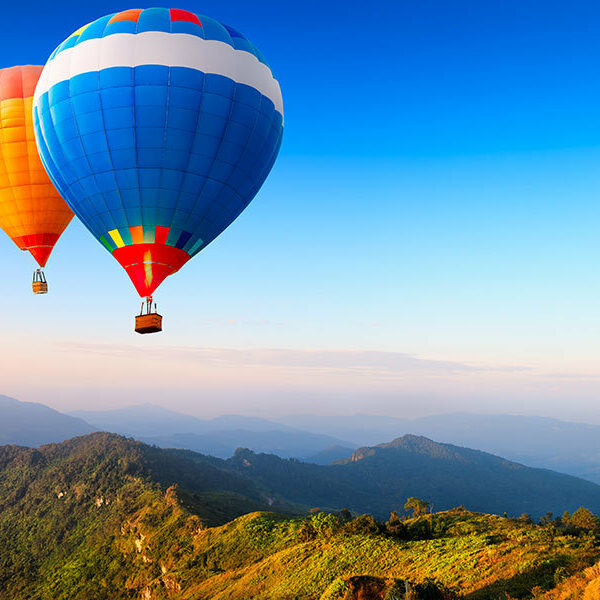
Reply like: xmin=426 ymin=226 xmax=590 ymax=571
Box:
xmin=33 ymin=8 xmax=283 ymax=332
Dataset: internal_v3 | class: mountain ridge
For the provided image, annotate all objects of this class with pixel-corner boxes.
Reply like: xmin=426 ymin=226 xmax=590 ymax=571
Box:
xmin=69 ymin=404 xmax=355 ymax=458
xmin=224 ymin=433 xmax=600 ymax=518
xmin=0 ymin=395 xmax=96 ymax=447
xmin=8 ymin=397 xmax=600 ymax=488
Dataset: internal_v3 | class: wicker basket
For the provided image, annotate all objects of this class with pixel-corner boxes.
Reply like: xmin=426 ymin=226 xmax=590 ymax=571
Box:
xmin=32 ymin=281 xmax=48 ymax=294
xmin=135 ymin=313 xmax=162 ymax=334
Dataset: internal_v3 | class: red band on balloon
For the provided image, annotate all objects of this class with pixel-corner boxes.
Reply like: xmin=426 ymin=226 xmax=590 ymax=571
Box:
xmin=170 ymin=9 xmax=202 ymax=25
xmin=13 ymin=232 xmax=60 ymax=267
xmin=112 ymin=243 xmax=190 ymax=297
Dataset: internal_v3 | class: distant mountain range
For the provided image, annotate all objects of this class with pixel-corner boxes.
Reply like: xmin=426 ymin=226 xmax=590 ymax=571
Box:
xmin=70 ymin=404 xmax=296 ymax=437
xmin=223 ymin=434 xmax=600 ymax=518
xmin=276 ymin=412 xmax=600 ymax=483
xmin=3 ymin=430 xmax=600 ymax=519
xmin=5 ymin=397 xmax=600 ymax=487
xmin=70 ymin=404 xmax=355 ymax=459
xmin=0 ymin=395 xmax=95 ymax=446
xmin=0 ymin=398 xmax=356 ymax=459
xmin=70 ymin=404 xmax=600 ymax=484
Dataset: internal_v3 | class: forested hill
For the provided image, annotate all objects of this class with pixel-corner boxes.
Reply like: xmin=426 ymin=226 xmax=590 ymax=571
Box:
xmin=0 ymin=433 xmax=296 ymax=527
xmin=225 ymin=435 xmax=600 ymax=518
xmin=3 ymin=431 xmax=600 ymax=524
xmin=3 ymin=433 xmax=600 ymax=599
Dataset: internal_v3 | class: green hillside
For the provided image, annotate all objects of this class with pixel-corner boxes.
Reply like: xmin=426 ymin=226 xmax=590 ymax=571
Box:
xmin=178 ymin=509 xmax=600 ymax=600
xmin=0 ymin=433 xmax=294 ymax=599
xmin=1 ymin=433 xmax=600 ymax=599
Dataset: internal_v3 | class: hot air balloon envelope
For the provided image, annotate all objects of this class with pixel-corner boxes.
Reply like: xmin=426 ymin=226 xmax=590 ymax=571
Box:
xmin=0 ymin=66 xmax=73 ymax=268
xmin=33 ymin=8 xmax=283 ymax=297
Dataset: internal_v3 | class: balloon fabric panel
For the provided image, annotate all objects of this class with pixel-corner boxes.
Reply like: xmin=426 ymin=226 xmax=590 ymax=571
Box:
xmin=33 ymin=8 xmax=283 ymax=296
xmin=0 ymin=66 xmax=73 ymax=267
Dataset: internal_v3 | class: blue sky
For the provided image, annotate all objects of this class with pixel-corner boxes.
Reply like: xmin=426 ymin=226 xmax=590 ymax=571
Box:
xmin=3 ymin=0 xmax=600 ymax=419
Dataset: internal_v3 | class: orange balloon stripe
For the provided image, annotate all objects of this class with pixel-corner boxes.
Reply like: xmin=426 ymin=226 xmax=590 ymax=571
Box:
xmin=0 ymin=66 xmax=73 ymax=267
xmin=108 ymin=8 xmax=143 ymax=24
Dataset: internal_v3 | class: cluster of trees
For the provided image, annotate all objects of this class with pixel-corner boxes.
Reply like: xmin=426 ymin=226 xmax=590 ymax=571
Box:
xmin=535 ymin=507 xmax=600 ymax=534
xmin=303 ymin=498 xmax=600 ymax=544
xmin=300 ymin=498 xmax=439 ymax=542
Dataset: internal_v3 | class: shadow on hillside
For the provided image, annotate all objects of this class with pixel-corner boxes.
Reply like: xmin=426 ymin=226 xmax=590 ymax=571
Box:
xmin=464 ymin=562 xmax=558 ymax=600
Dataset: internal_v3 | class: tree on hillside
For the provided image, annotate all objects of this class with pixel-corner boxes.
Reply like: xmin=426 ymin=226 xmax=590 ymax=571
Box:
xmin=405 ymin=497 xmax=430 ymax=517
xmin=342 ymin=514 xmax=383 ymax=536
xmin=337 ymin=508 xmax=352 ymax=523
xmin=568 ymin=507 xmax=600 ymax=533
xmin=517 ymin=513 xmax=533 ymax=524
xmin=386 ymin=511 xmax=407 ymax=537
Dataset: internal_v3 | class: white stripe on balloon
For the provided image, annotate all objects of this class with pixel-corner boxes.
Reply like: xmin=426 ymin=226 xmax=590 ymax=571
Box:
xmin=34 ymin=31 xmax=283 ymax=118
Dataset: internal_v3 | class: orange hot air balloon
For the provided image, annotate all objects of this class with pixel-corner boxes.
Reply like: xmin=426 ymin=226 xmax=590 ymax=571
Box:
xmin=0 ymin=66 xmax=73 ymax=293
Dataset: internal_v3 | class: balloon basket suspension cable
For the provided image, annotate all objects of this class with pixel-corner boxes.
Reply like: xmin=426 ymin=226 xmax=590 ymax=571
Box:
xmin=32 ymin=269 xmax=48 ymax=295
xmin=135 ymin=295 xmax=163 ymax=334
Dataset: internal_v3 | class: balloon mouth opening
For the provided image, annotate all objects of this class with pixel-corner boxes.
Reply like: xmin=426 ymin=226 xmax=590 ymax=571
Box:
xmin=26 ymin=246 xmax=54 ymax=268
xmin=112 ymin=244 xmax=190 ymax=296
xmin=13 ymin=234 xmax=60 ymax=267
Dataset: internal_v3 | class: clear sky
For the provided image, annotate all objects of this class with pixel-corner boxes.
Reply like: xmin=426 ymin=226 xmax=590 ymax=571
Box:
xmin=3 ymin=0 xmax=600 ymax=421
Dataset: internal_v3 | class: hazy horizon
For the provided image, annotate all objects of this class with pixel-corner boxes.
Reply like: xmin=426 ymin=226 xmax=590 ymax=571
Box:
xmin=7 ymin=372 xmax=600 ymax=425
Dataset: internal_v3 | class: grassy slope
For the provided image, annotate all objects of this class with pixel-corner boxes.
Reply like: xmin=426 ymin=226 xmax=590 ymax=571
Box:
xmin=171 ymin=511 xmax=599 ymax=600
xmin=539 ymin=562 xmax=600 ymax=600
